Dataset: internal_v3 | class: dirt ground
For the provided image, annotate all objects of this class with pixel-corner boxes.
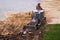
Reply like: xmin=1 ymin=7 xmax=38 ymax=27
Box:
xmin=41 ymin=0 xmax=60 ymax=24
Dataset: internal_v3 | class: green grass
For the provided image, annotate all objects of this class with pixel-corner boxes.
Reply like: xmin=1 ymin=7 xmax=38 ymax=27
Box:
xmin=39 ymin=24 xmax=60 ymax=40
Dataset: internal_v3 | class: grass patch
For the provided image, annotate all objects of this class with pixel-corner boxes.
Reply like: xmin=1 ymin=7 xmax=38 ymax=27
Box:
xmin=39 ymin=24 xmax=60 ymax=40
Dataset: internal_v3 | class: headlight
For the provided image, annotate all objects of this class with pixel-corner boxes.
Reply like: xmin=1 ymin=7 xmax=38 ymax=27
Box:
xmin=23 ymin=31 xmax=26 ymax=34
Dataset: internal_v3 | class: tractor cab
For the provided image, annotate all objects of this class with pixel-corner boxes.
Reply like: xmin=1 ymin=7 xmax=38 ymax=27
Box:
xmin=23 ymin=3 xmax=46 ymax=31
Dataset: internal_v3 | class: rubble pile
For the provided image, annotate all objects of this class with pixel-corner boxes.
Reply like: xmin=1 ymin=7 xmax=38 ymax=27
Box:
xmin=0 ymin=11 xmax=32 ymax=35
